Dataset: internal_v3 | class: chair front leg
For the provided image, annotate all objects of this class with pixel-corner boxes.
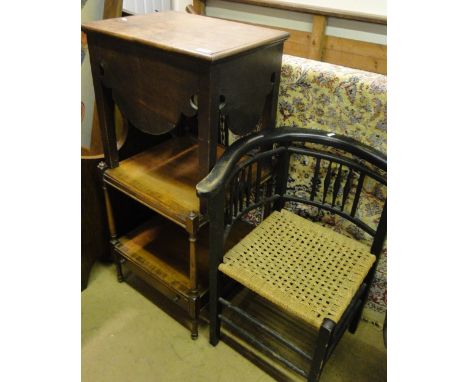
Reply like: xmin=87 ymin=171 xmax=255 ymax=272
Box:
xmin=209 ymin=266 xmax=221 ymax=346
xmin=207 ymin=191 xmax=225 ymax=346
xmin=308 ymin=318 xmax=335 ymax=382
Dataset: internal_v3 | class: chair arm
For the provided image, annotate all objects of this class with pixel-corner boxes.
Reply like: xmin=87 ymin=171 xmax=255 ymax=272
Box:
xmin=196 ymin=127 xmax=386 ymax=198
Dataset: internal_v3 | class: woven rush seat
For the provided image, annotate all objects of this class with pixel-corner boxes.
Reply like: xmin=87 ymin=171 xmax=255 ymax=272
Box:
xmin=219 ymin=209 xmax=376 ymax=329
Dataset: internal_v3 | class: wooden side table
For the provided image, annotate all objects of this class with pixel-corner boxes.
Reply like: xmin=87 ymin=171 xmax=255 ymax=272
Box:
xmin=82 ymin=11 xmax=289 ymax=338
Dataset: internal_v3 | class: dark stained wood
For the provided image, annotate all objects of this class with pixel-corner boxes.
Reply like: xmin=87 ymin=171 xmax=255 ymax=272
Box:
xmin=216 ymin=287 xmax=387 ymax=382
xmin=197 ymin=67 xmax=221 ymax=178
xmin=82 ymin=11 xmax=289 ymax=61
xmin=87 ymin=33 xmax=200 ymax=137
xmin=219 ymin=43 xmax=284 ymax=136
xmin=81 ymin=158 xmax=110 ymax=290
xmin=89 ymin=52 xmax=119 ymax=168
xmin=222 ymin=289 xmax=316 ymax=381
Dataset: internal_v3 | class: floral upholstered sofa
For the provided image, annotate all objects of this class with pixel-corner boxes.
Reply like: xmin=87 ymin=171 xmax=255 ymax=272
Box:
xmin=276 ymin=55 xmax=387 ymax=326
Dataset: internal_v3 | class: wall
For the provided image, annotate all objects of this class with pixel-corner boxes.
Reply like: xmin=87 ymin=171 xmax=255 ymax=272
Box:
xmin=123 ymin=0 xmax=171 ymax=13
xmin=172 ymin=0 xmax=192 ymax=11
xmin=205 ymin=0 xmax=387 ymax=45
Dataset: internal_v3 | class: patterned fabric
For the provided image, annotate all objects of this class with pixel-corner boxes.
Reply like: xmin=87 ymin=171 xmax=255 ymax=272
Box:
xmin=278 ymin=55 xmax=387 ymax=152
xmin=276 ymin=55 xmax=387 ymax=325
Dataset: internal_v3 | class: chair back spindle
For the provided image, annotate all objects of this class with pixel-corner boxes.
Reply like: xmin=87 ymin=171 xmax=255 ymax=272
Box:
xmin=197 ymin=127 xmax=387 ymax=259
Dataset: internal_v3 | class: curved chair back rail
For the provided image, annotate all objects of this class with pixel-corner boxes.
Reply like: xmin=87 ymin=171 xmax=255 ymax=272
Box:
xmin=196 ymin=127 xmax=387 ymax=257
xmin=197 ymin=127 xmax=386 ymax=195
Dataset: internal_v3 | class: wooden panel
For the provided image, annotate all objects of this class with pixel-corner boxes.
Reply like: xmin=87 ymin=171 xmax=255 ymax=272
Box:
xmin=323 ymin=49 xmax=386 ymax=74
xmin=323 ymin=37 xmax=386 ymax=74
xmin=282 ymin=29 xmax=311 ymax=57
xmin=231 ymin=23 xmax=311 ymax=59
xmin=82 ymin=11 xmax=289 ymax=62
xmin=103 ymin=0 xmax=123 ymax=17
xmin=88 ymin=33 xmax=200 ymax=135
xmin=326 ymin=35 xmax=386 ymax=61
xmin=193 ymin=0 xmax=206 ymax=14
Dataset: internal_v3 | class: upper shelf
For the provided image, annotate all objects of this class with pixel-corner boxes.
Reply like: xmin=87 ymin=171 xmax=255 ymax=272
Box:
xmin=104 ymin=136 xmax=224 ymax=227
xmin=209 ymin=0 xmax=387 ymax=25
xmin=81 ymin=11 xmax=289 ymax=61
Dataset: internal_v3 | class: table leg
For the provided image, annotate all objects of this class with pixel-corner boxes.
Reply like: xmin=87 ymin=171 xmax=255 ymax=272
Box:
xmin=98 ymin=162 xmax=123 ymax=282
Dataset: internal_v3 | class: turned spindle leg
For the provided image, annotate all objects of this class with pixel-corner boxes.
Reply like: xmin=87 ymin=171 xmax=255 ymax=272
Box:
xmin=98 ymin=161 xmax=123 ymax=282
xmin=187 ymin=212 xmax=200 ymax=340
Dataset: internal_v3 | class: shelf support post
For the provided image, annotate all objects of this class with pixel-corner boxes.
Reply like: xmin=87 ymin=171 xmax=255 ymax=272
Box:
xmin=98 ymin=161 xmax=124 ymax=282
xmin=187 ymin=211 xmax=200 ymax=339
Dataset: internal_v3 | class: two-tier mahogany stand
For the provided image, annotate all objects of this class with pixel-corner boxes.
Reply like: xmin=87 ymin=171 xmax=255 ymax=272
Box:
xmin=82 ymin=11 xmax=288 ymax=339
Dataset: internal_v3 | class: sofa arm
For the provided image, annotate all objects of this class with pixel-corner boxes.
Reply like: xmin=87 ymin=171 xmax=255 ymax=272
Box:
xmin=277 ymin=54 xmax=387 ymax=154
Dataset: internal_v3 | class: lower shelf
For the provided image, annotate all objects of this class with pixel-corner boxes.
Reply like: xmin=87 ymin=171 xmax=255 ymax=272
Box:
xmin=115 ymin=216 xmax=209 ymax=313
xmin=114 ymin=214 xmax=256 ymax=337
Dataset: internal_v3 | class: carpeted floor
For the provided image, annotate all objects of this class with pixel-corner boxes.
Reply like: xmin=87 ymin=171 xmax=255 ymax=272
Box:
xmin=82 ymin=262 xmax=386 ymax=382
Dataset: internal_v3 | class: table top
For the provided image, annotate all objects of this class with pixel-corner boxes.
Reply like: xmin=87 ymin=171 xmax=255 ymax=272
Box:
xmin=81 ymin=11 xmax=289 ymax=62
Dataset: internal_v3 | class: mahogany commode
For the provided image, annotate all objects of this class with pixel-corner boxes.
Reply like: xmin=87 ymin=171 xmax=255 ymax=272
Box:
xmin=82 ymin=11 xmax=288 ymax=338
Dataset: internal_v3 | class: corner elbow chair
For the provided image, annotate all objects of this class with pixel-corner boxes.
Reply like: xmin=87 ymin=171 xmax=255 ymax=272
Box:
xmin=196 ymin=127 xmax=387 ymax=382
